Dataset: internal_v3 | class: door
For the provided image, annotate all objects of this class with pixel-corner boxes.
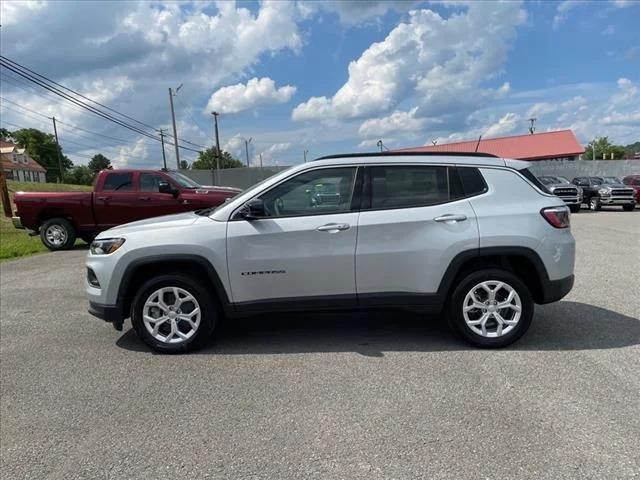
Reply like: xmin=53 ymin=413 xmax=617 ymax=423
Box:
xmin=137 ymin=172 xmax=185 ymax=219
xmin=355 ymin=165 xmax=479 ymax=305
xmin=227 ymin=166 xmax=361 ymax=306
xmin=93 ymin=171 xmax=140 ymax=228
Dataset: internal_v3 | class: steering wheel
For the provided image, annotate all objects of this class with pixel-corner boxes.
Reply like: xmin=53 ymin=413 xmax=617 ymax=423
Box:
xmin=273 ymin=197 xmax=284 ymax=216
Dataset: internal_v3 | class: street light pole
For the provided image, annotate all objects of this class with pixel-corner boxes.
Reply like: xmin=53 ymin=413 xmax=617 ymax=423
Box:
xmin=243 ymin=137 xmax=252 ymax=167
xmin=51 ymin=116 xmax=64 ymax=182
xmin=157 ymin=129 xmax=168 ymax=169
xmin=303 ymin=149 xmax=308 ymax=163
xmin=211 ymin=111 xmax=221 ymax=184
xmin=169 ymin=87 xmax=181 ymax=169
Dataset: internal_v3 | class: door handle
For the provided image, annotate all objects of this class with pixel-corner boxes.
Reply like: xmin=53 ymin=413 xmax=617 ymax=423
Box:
xmin=138 ymin=196 xmax=151 ymax=201
xmin=316 ymin=223 xmax=350 ymax=232
xmin=97 ymin=196 xmax=110 ymax=201
xmin=434 ymin=214 xmax=467 ymax=223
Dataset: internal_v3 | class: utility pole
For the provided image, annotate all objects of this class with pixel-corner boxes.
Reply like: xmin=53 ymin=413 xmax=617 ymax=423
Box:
xmin=0 ymin=157 xmax=12 ymax=217
xmin=169 ymin=87 xmax=181 ymax=169
xmin=51 ymin=116 xmax=64 ymax=182
xmin=243 ymin=137 xmax=252 ymax=167
xmin=211 ymin=111 xmax=221 ymax=184
xmin=259 ymin=153 xmax=263 ymax=170
xmin=157 ymin=129 xmax=168 ymax=169
xmin=303 ymin=149 xmax=308 ymax=163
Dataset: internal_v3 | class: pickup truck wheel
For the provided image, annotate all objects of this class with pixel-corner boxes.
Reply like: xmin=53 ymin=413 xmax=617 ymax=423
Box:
xmin=622 ymin=204 xmax=635 ymax=212
xmin=448 ymin=269 xmax=533 ymax=348
xmin=569 ymin=204 xmax=580 ymax=213
xmin=589 ymin=196 xmax=601 ymax=211
xmin=131 ymin=274 xmax=217 ymax=353
xmin=40 ymin=218 xmax=76 ymax=251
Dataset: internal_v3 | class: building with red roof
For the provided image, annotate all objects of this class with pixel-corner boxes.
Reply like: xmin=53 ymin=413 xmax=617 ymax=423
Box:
xmin=0 ymin=140 xmax=47 ymax=182
xmin=396 ymin=129 xmax=585 ymax=161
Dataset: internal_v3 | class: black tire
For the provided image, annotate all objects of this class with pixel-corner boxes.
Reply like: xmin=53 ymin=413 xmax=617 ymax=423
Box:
xmin=131 ymin=274 xmax=217 ymax=353
xmin=622 ymin=204 xmax=635 ymax=212
xmin=447 ymin=269 xmax=534 ymax=348
xmin=569 ymin=204 xmax=580 ymax=213
xmin=40 ymin=217 xmax=76 ymax=251
xmin=589 ymin=196 xmax=601 ymax=211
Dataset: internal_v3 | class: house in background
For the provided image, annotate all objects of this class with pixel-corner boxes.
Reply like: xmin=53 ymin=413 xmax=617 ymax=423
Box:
xmin=0 ymin=140 xmax=47 ymax=182
xmin=396 ymin=130 xmax=585 ymax=161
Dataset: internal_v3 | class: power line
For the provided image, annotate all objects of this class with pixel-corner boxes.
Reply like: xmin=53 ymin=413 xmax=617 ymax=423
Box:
xmin=0 ymin=57 xmax=204 ymax=154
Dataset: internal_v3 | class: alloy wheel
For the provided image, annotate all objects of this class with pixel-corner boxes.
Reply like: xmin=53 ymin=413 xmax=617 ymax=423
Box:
xmin=45 ymin=225 xmax=67 ymax=247
xmin=462 ymin=281 xmax=522 ymax=338
xmin=142 ymin=287 xmax=201 ymax=344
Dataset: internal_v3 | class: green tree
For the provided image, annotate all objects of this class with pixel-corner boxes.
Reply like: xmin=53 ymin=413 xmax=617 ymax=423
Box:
xmin=0 ymin=128 xmax=15 ymax=142
xmin=87 ymin=153 xmax=111 ymax=175
xmin=583 ymin=137 xmax=626 ymax=160
xmin=10 ymin=128 xmax=73 ymax=181
xmin=179 ymin=160 xmax=190 ymax=170
xmin=623 ymin=141 xmax=640 ymax=158
xmin=62 ymin=165 xmax=94 ymax=185
xmin=191 ymin=148 xmax=243 ymax=170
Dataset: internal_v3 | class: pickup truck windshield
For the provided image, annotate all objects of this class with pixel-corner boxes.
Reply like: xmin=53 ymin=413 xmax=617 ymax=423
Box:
xmin=166 ymin=171 xmax=201 ymax=189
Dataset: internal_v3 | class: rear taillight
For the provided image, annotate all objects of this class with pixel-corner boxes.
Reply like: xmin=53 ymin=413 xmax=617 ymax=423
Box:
xmin=541 ymin=206 xmax=571 ymax=229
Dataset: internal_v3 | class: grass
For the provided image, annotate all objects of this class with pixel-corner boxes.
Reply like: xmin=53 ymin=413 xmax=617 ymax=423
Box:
xmin=0 ymin=181 xmax=92 ymax=262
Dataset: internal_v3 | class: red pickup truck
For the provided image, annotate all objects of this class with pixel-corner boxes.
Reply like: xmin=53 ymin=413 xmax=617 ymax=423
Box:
xmin=12 ymin=169 xmax=241 ymax=250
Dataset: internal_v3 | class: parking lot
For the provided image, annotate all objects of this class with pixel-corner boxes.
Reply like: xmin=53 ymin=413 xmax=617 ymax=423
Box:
xmin=1 ymin=211 xmax=638 ymax=479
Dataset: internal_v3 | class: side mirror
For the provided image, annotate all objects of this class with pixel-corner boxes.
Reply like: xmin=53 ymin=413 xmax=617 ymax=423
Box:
xmin=239 ymin=199 xmax=266 ymax=220
xmin=158 ymin=181 xmax=178 ymax=197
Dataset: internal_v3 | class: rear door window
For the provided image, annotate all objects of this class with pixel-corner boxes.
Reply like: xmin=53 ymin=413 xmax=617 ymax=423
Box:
xmin=369 ymin=165 xmax=449 ymax=209
xmin=103 ymin=172 xmax=133 ymax=191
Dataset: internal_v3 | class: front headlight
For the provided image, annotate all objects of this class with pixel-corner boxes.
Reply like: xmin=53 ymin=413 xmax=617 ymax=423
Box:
xmin=598 ymin=188 xmax=610 ymax=195
xmin=90 ymin=238 xmax=125 ymax=255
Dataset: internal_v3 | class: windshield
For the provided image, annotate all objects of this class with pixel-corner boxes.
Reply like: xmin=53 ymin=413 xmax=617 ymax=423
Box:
xmin=166 ymin=171 xmax=201 ymax=189
xmin=602 ymin=176 xmax=621 ymax=184
xmin=591 ymin=177 xmax=604 ymax=186
xmin=555 ymin=176 xmax=570 ymax=184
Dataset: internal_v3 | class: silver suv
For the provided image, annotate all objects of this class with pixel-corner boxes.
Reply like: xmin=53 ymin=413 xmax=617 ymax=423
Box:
xmin=86 ymin=153 xmax=575 ymax=353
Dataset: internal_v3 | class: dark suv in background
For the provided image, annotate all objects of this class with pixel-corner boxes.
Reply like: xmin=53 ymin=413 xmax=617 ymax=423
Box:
xmin=571 ymin=176 xmax=636 ymax=211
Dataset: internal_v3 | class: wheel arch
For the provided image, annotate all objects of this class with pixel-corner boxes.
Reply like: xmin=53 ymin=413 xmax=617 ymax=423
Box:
xmin=116 ymin=254 xmax=231 ymax=322
xmin=438 ymin=247 xmax=549 ymax=304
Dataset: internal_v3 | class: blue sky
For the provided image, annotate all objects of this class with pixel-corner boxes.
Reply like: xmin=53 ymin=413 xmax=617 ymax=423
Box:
xmin=1 ymin=0 xmax=638 ymax=169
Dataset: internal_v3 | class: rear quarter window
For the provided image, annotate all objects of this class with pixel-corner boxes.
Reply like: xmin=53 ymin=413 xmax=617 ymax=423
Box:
xmin=519 ymin=168 xmax=551 ymax=194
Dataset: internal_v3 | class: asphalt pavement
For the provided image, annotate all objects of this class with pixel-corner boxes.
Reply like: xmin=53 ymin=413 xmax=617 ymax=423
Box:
xmin=1 ymin=211 xmax=639 ymax=479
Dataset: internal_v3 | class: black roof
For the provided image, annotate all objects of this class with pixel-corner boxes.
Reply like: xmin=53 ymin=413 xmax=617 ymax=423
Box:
xmin=315 ymin=151 xmax=498 ymax=161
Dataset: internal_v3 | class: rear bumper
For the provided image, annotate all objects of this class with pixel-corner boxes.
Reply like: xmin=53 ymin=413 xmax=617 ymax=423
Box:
xmin=88 ymin=302 xmax=124 ymax=331
xmin=539 ymin=274 xmax=574 ymax=304
xmin=11 ymin=216 xmax=24 ymax=229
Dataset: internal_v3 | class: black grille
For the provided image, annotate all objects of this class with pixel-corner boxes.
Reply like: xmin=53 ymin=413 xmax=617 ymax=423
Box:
xmin=554 ymin=188 xmax=578 ymax=196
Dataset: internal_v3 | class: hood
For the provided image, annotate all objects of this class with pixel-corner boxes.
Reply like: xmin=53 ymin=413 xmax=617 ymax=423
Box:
xmin=99 ymin=212 xmax=199 ymax=237
xmin=599 ymin=182 xmax=627 ymax=188
xmin=547 ymin=183 xmax=577 ymax=190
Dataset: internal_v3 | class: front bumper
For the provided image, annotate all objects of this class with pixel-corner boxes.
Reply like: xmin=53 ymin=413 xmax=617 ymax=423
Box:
xmin=599 ymin=195 xmax=636 ymax=206
xmin=11 ymin=216 xmax=24 ymax=229
xmin=88 ymin=302 xmax=125 ymax=331
xmin=539 ymin=274 xmax=574 ymax=304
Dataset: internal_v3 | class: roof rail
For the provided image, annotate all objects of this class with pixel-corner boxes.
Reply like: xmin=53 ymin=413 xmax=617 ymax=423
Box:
xmin=315 ymin=151 xmax=499 ymax=161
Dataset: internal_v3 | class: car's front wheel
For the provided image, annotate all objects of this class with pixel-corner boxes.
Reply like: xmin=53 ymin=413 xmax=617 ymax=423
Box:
xmin=589 ymin=196 xmax=601 ymax=211
xmin=622 ymin=204 xmax=635 ymax=211
xmin=448 ymin=269 xmax=534 ymax=348
xmin=569 ymin=204 xmax=580 ymax=213
xmin=131 ymin=274 xmax=217 ymax=353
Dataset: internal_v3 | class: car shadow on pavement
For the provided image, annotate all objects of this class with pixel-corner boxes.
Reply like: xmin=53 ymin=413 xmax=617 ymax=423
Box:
xmin=115 ymin=301 xmax=639 ymax=356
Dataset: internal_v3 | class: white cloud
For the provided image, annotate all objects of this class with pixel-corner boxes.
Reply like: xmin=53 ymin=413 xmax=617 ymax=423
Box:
xmin=114 ymin=138 xmax=148 ymax=168
xmin=292 ymin=2 xmax=525 ymax=123
xmin=255 ymin=142 xmax=292 ymax=166
xmin=298 ymin=1 xmax=418 ymax=26
xmin=483 ymin=113 xmax=520 ymax=138
xmin=358 ymin=107 xmax=426 ymax=138
xmin=206 ymin=77 xmax=296 ymax=115
xmin=553 ymin=1 xmax=584 ymax=30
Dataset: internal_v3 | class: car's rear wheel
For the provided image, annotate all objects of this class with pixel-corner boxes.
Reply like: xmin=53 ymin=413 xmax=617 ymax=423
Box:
xmin=589 ymin=196 xmax=601 ymax=211
xmin=131 ymin=274 xmax=217 ymax=353
xmin=569 ymin=204 xmax=580 ymax=213
xmin=40 ymin=217 xmax=76 ymax=251
xmin=622 ymin=204 xmax=635 ymax=211
xmin=448 ymin=269 xmax=534 ymax=348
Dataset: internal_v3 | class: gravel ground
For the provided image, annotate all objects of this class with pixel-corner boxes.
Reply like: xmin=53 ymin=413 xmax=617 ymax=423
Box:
xmin=1 ymin=211 xmax=639 ymax=479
